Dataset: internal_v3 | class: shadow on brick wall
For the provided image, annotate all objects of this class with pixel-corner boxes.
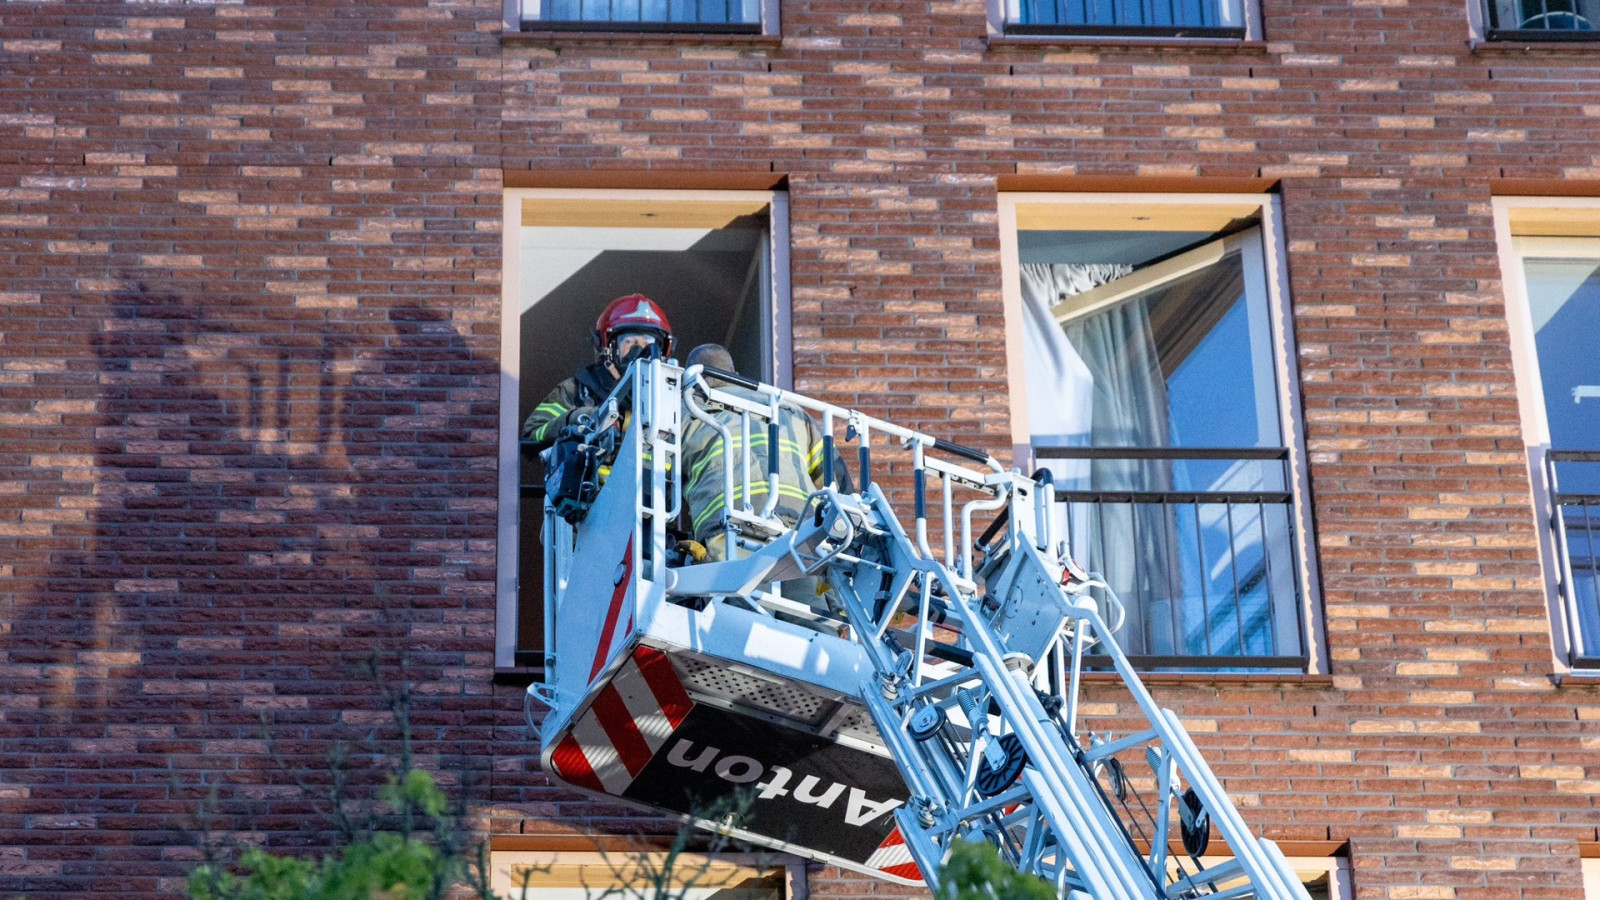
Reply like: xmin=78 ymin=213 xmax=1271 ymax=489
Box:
xmin=4 ymin=277 xmax=492 ymax=893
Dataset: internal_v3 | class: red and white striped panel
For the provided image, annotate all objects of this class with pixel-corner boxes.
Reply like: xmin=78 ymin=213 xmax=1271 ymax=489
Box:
xmin=549 ymin=645 xmax=694 ymax=796
xmin=864 ymin=826 xmax=922 ymax=882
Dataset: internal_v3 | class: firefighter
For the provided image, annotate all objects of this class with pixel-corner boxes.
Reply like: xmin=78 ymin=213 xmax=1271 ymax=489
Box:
xmin=521 ymin=293 xmax=674 ymax=452
xmin=680 ymin=343 xmax=827 ymax=562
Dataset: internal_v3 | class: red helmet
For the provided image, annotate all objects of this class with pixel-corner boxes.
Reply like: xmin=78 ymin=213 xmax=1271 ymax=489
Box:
xmin=594 ymin=293 xmax=673 ymax=356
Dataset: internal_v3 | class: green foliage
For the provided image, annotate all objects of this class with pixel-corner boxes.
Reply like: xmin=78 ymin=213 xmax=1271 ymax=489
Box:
xmin=936 ymin=839 xmax=1058 ymax=900
xmin=181 ymin=658 xmax=756 ymax=900
xmin=187 ymin=769 xmax=467 ymax=900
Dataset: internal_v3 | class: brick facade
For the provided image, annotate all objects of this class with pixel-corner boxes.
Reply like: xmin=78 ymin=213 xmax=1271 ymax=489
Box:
xmin=3 ymin=1 xmax=1599 ymax=898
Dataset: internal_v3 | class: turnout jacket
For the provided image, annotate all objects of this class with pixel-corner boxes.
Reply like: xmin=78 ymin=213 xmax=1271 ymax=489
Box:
xmin=521 ymin=363 xmax=618 ymax=452
xmin=682 ymin=383 xmax=827 ymax=543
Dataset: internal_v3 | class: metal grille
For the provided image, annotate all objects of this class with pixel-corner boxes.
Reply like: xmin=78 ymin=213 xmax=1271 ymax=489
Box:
xmin=1036 ymin=446 xmax=1306 ymax=670
xmin=1486 ymin=0 xmax=1597 ymax=35
xmin=526 ymin=0 xmax=762 ymax=31
xmin=1546 ymin=451 xmax=1600 ymax=668
xmin=672 ymin=653 xmax=830 ymax=725
xmin=829 ymin=705 xmax=885 ymax=747
xmin=1009 ymin=0 xmax=1245 ymax=37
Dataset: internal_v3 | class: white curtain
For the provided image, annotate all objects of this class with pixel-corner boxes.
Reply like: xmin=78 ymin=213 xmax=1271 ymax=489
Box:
xmin=1018 ymin=264 xmax=1101 ymax=479
xmin=1020 ymin=262 xmax=1177 ymax=656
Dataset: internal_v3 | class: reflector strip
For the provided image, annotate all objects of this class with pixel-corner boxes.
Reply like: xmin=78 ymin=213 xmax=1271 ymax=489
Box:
xmin=567 ymin=700 xmax=633 ymax=794
xmin=592 ymin=684 xmax=654 ymax=777
xmin=549 ymin=733 xmax=605 ymax=793
xmin=633 ymin=646 xmax=693 ymax=729
xmin=550 ymin=645 xmax=697 ymax=799
xmin=865 ymin=828 xmax=921 ymax=881
xmin=611 ymin=655 xmax=682 ymax=748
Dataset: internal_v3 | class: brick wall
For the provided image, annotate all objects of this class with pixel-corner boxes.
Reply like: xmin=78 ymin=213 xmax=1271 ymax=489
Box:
xmin=3 ymin=0 xmax=1600 ymax=897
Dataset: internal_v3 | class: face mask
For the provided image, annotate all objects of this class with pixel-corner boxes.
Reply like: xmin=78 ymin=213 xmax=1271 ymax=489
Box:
xmin=615 ymin=336 xmax=662 ymax=369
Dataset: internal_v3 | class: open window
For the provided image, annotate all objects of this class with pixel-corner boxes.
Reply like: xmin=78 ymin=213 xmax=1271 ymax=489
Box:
xmin=1493 ymin=198 xmax=1600 ymax=670
xmin=498 ymin=188 xmax=790 ymax=669
xmin=999 ymin=193 xmax=1320 ymax=671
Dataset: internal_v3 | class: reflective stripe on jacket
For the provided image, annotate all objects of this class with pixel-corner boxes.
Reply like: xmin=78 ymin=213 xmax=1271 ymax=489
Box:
xmin=520 ymin=363 xmax=617 ymax=452
xmin=682 ymin=384 xmax=825 ymax=542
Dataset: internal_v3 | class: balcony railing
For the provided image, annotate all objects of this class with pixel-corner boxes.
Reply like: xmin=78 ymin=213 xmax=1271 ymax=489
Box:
xmin=1006 ymin=0 xmax=1246 ymax=38
xmin=1546 ymin=450 xmax=1600 ymax=669
xmin=1034 ymin=447 xmax=1306 ymax=669
xmin=520 ymin=0 xmax=763 ymax=32
xmin=1485 ymin=0 xmax=1597 ymax=39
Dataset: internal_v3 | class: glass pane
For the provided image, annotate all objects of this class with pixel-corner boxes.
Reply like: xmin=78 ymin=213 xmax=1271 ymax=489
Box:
xmin=535 ymin=0 xmax=759 ymax=25
xmin=1525 ymin=256 xmax=1600 ymax=496
xmin=1021 ymin=226 xmax=1301 ymax=665
xmin=1525 ymin=258 xmax=1600 ymax=448
xmin=1017 ymin=0 xmax=1232 ymax=28
xmin=1064 ymin=496 xmax=1302 ymax=662
xmin=1491 ymin=0 xmax=1599 ymax=29
xmin=1025 ymin=235 xmax=1282 ymax=492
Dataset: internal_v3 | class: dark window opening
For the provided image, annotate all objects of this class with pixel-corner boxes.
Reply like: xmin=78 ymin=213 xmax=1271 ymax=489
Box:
xmin=512 ymin=203 xmax=777 ymax=666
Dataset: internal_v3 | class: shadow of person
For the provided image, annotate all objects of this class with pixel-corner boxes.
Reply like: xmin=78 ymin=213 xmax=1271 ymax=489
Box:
xmin=4 ymin=282 xmax=492 ymax=895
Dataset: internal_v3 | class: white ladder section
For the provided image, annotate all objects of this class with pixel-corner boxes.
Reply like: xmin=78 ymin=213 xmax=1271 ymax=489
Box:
xmin=540 ymin=359 xmax=1314 ymax=900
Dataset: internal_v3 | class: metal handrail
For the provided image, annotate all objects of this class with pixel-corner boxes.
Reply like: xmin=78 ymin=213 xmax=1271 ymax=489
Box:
xmin=1037 ymin=446 xmax=1304 ymax=668
xmin=1544 ymin=450 xmax=1600 ymax=667
xmin=1034 ymin=446 xmax=1289 ymax=461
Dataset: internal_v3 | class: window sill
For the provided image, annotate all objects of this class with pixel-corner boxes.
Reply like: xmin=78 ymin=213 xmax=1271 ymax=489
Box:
xmin=1082 ymin=670 xmax=1334 ymax=687
xmin=494 ymin=665 xmax=545 ymax=686
xmin=1471 ymin=37 xmax=1600 ymax=53
xmin=1553 ymin=669 xmax=1600 ymax=687
xmin=503 ymin=28 xmax=780 ymax=47
xmin=987 ymin=33 xmax=1267 ymax=52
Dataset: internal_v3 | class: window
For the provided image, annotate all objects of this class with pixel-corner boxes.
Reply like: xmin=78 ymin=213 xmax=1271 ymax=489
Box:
xmin=1493 ymin=198 xmax=1600 ymax=669
xmin=1184 ymin=855 xmax=1351 ymax=899
xmin=1483 ymin=0 xmax=1599 ymax=39
xmin=991 ymin=0 xmax=1257 ymax=39
xmin=1586 ymin=856 xmax=1600 ymax=897
xmin=999 ymin=193 xmax=1320 ymax=671
xmin=498 ymin=188 xmax=790 ymax=668
xmin=488 ymin=850 xmax=797 ymax=899
xmin=510 ymin=0 xmax=777 ymax=34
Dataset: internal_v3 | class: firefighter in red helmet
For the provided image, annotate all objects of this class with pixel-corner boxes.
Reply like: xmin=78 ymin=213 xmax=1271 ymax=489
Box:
xmin=521 ymin=293 xmax=675 ymax=452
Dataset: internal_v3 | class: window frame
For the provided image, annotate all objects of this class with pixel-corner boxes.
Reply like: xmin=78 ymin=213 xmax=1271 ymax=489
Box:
xmin=986 ymin=0 xmax=1261 ymax=41
xmin=1491 ymin=196 xmax=1600 ymax=672
xmin=1477 ymin=0 xmax=1600 ymax=41
xmin=1189 ymin=854 xmax=1351 ymax=899
xmin=496 ymin=187 xmax=792 ymax=670
xmin=997 ymin=191 xmax=1325 ymax=673
xmin=486 ymin=849 xmax=805 ymax=899
xmin=503 ymin=0 xmax=780 ymax=36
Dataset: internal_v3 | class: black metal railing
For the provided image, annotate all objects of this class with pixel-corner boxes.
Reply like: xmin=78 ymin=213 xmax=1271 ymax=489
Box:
xmin=1486 ymin=0 xmax=1597 ymax=38
xmin=1034 ymin=447 xmax=1306 ymax=670
xmin=1008 ymin=0 xmax=1245 ymax=38
xmin=1545 ymin=450 xmax=1600 ymax=669
xmin=523 ymin=0 xmax=762 ymax=32
xmin=515 ymin=441 xmax=548 ymax=666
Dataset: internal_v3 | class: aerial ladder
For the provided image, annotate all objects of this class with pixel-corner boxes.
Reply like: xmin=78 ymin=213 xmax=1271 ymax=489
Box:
xmin=526 ymin=358 xmax=1313 ymax=900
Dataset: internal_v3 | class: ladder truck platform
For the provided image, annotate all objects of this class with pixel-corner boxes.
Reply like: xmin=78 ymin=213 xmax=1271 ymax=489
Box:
xmin=526 ymin=359 xmax=1313 ymax=900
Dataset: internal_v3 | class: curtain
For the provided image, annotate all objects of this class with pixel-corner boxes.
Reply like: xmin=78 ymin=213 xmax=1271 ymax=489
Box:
xmin=1021 ymin=262 xmax=1178 ymax=656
